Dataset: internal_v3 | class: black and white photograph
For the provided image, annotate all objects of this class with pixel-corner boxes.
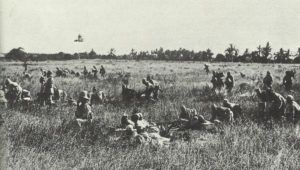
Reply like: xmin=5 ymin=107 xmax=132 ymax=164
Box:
xmin=0 ymin=0 xmax=300 ymax=169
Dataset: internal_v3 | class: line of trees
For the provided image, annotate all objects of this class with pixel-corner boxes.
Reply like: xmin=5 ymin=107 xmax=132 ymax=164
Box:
xmin=4 ymin=42 xmax=300 ymax=63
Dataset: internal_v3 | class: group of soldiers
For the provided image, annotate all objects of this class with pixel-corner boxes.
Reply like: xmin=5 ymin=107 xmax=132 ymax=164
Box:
xmin=208 ymin=65 xmax=296 ymax=93
xmin=84 ymin=65 xmax=106 ymax=78
xmin=1 ymin=64 xmax=300 ymax=146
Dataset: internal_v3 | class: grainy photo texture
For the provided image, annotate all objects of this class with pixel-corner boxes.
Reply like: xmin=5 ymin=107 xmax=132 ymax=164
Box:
xmin=0 ymin=0 xmax=300 ymax=169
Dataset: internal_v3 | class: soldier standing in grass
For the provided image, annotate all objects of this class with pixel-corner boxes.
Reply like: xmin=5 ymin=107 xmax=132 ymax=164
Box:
xmin=211 ymin=71 xmax=217 ymax=90
xmin=282 ymin=71 xmax=294 ymax=92
xmin=44 ymin=71 xmax=55 ymax=105
xmin=92 ymin=66 xmax=98 ymax=78
xmin=225 ymin=72 xmax=234 ymax=92
xmin=23 ymin=60 xmax=28 ymax=72
xmin=83 ymin=66 xmax=88 ymax=77
xmin=263 ymin=71 xmax=273 ymax=89
xmin=4 ymin=79 xmax=23 ymax=108
xmin=39 ymin=76 xmax=46 ymax=105
xmin=204 ymin=64 xmax=209 ymax=75
xmin=284 ymin=95 xmax=300 ymax=124
xmin=100 ymin=65 xmax=106 ymax=77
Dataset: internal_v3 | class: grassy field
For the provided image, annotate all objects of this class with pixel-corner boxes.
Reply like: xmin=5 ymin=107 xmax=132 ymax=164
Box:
xmin=0 ymin=59 xmax=300 ymax=169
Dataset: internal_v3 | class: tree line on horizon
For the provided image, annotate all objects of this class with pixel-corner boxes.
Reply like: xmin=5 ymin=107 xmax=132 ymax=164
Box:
xmin=4 ymin=42 xmax=300 ymax=63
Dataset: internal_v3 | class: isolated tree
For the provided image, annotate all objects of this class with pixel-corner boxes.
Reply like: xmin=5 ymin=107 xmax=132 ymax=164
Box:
xmin=293 ymin=48 xmax=300 ymax=63
xmin=108 ymin=48 xmax=116 ymax=58
xmin=203 ymin=48 xmax=213 ymax=61
xmin=274 ymin=48 xmax=285 ymax=63
xmin=89 ymin=49 xmax=97 ymax=58
xmin=130 ymin=49 xmax=137 ymax=60
xmin=215 ymin=53 xmax=226 ymax=62
xmin=261 ymin=42 xmax=272 ymax=63
xmin=5 ymin=47 xmax=27 ymax=61
xmin=225 ymin=44 xmax=238 ymax=62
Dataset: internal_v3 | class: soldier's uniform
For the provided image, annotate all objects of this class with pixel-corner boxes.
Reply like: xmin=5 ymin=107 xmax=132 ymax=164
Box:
xmin=266 ymin=89 xmax=286 ymax=120
xmin=121 ymin=115 xmax=135 ymax=128
xmin=100 ymin=65 xmax=106 ymax=77
xmin=223 ymin=99 xmax=241 ymax=119
xmin=210 ymin=104 xmax=234 ymax=123
xmin=4 ymin=79 xmax=23 ymax=108
xmin=92 ymin=66 xmax=98 ymax=78
xmin=263 ymin=71 xmax=273 ymax=89
xmin=83 ymin=66 xmax=88 ymax=77
xmin=204 ymin=64 xmax=209 ymax=74
xmin=142 ymin=79 xmax=154 ymax=100
xmin=147 ymin=76 xmax=160 ymax=100
xmin=284 ymin=95 xmax=300 ymax=123
xmin=283 ymin=71 xmax=294 ymax=91
xmin=211 ymin=71 xmax=217 ymax=90
xmin=39 ymin=76 xmax=46 ymax=105
xmin=44 ymin=71 xmax=55 ymax=105
xmin=225 ymin=72 xmax=234 ymax=92
xmin=75 ymin=91 xmax=93 ymax=127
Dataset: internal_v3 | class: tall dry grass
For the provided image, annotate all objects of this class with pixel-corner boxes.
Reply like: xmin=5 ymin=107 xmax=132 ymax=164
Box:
xmin=0 ymin=60 xmax=300 ymax=169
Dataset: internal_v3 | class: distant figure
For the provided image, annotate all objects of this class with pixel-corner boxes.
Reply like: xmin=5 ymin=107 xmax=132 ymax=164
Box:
xmin=56 ymin=67 xmax=63 ymax=77
xmin=285 ymin=95 xmax=300 ymax=123
xmin=100 ymin=65 xmax=106 ymax=77
xmin=92 ymin=66 xmax=98 ymax=78
xmin=38 ymin=76 xmax=46 ymax=105
xmin=211 ymin=71 xmax=217 ymax=90
xmin=23 ymin=60 xmax=28 ymax=72
xmin=283 ymin=71 xmax=295 ymax=92
xmin=83 ymin=66 xmax=88 ymax=77
xmin=224 ymin=72 xmax=234 ymax=92
xmin=44 ymin=71 xmax=55 ymax=105
xmin=212 ymin=72 xmax=224 ymax=91
xmin=204 ymin=64 xmax=209 ymax=75
xmin=74 ymin=34 xmax=84 ymax=42
xmin=263 ymin=71 xmax=273 ymax=89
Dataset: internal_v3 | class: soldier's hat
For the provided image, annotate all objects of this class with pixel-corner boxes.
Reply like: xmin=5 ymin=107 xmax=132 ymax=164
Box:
xmin=286 ymin=95 xmax=294 ymax=102
xmin=267 ymin=71 xmax=270 ymax=75
xmin=79 ymin=91 xmax=89 ymax=100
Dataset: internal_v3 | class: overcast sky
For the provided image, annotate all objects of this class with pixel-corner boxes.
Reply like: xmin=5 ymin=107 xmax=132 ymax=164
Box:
xmin=1 ymin=0 xmax=299 ymax=55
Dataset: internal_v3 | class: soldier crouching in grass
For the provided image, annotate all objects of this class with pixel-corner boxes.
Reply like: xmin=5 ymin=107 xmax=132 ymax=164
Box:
xmin=210 ymin=104 xmax=234 ymax=123
xmin=285 ymin=95 xmax=300 ymax=124
xmin=3 ymin=78 xmax=23 ymax=108
xmin=75 ymin=91 xmax=93 ymax=128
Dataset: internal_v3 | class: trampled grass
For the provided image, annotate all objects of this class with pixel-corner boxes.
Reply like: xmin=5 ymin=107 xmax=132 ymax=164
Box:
xmin=0 ymin=60 xmax=300 ymax=169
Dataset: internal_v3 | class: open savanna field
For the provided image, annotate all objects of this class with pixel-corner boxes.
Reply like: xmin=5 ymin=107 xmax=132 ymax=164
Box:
xmin=1 ymin=60 xmax=300 ymax=169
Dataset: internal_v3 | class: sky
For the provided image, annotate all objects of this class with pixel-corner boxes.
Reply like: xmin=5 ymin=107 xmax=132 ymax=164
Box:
xmin=1 ymin=0 xmax=299 ymax=55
